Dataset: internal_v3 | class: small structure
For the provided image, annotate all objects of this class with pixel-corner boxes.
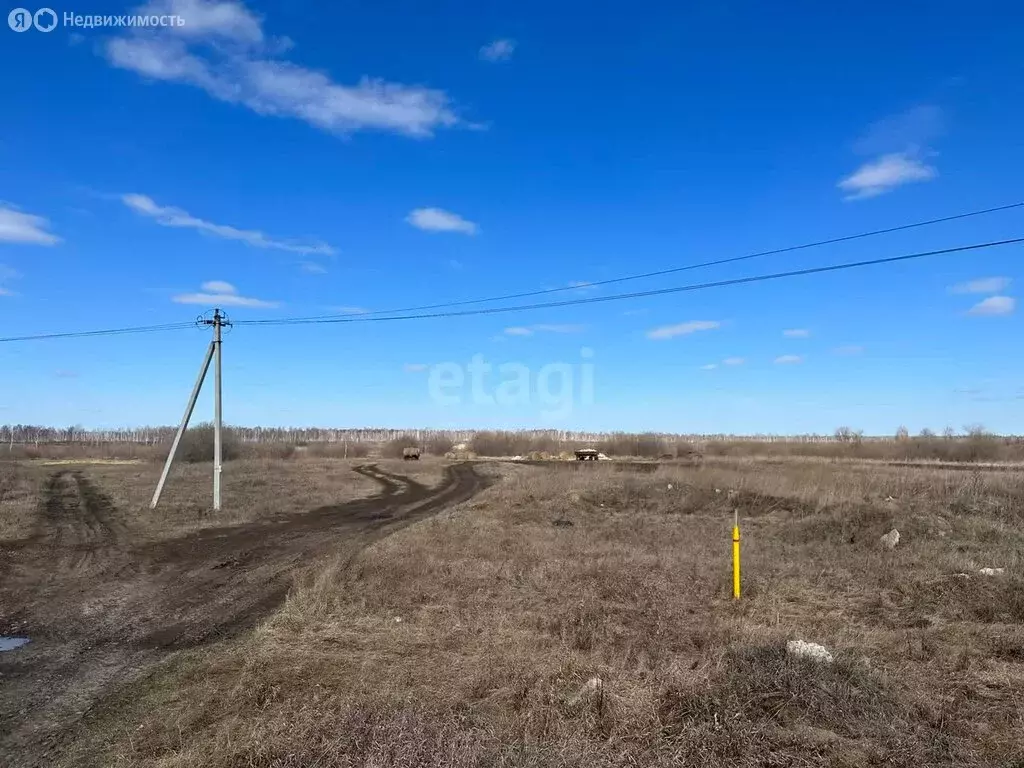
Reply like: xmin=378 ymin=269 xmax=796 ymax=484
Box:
xmin=574 ymin=448 xmax=600 ymax=461
xmin=402 ymin=447 xmax=421 ymax=460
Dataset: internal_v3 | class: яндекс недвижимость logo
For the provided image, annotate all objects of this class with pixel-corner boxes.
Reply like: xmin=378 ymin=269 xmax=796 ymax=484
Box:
xmin=8 ymin=7 xmax=57 ymax=31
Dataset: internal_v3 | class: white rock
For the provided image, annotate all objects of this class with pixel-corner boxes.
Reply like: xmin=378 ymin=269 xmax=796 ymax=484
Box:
xmin=568 ymin=676 xmax=604 ymax=708
xmin=787 ymin=640 xmax=834 ymax=664
xmin=667 ymin=483 xmax=673 ymax=490
xmin=394 ymin=616 xmax=403 ymax=623
xmin=978 ymin=567 xmax=1005 ymax=576
xmin=953 ymin=573 xmax=970 ymax=579
xmin=879 ymin=529 xmax=900 ymax=550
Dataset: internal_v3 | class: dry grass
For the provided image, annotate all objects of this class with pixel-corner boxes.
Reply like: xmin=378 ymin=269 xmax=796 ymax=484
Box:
xmin=0 ymin=462 xmax=39 ymax=540
xmin=67 ymin=459 xmax=1024 ymax=767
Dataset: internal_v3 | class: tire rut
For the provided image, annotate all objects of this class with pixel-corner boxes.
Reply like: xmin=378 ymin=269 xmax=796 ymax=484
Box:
xmin=38 ymin=471 xmax=123 ymax=571
xmin=1 ymin=462 xmax=494 ymax=767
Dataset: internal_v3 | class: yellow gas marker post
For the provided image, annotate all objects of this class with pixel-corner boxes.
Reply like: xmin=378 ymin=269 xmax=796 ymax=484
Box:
xmin=732 ymin=509 xmax=741 ymax=600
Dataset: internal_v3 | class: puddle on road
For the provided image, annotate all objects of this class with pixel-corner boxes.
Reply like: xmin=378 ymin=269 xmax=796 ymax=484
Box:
xmin=0 ymin=637 xmax=30 ymax=652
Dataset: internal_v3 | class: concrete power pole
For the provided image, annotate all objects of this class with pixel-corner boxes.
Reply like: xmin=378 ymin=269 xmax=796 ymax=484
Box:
xmin=151 ymin=308 xmax=231 ymax=511
xmin=212 ymin=308 xmax=224 ymax=510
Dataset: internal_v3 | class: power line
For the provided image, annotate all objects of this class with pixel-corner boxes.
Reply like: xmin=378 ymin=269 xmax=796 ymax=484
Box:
xmin=240 ymin=200 xmax=1024 ymax=325
xmin=2 ymin=235 xmax=1021 ymax=343
xmin=235 ymin=236 xmax=1024 ymax=327
xmin=0 ymin=322 xmax=196 ymax=344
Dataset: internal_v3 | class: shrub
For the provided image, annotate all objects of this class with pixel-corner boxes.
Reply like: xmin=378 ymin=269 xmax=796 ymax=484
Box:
xmin=425 ymin=435 xmax=454 ymax=456
xmin=242 ymin=443 xmax=296 ymax=460
xmin=175 ymin=423 xmax=241 ymax=464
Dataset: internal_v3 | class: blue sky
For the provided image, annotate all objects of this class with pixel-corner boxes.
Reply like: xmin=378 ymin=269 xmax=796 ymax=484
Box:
xmin=1 ymin=0 xmax=1022 ymax=434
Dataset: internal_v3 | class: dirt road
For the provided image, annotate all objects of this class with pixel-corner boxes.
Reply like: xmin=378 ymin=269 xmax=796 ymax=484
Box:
xmin=0 ymin=462 xmax=491 ymax=766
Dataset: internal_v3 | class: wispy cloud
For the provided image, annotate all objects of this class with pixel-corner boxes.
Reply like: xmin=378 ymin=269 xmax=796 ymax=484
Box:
xmin=838 ymin=152 xmax=937 ymax=200
xmin=949 ymin=276 xmax=1011 ymax=294
xmin=833 ymin=345 xmax=864 ymax=356
xmin=840 ymin=105 xmax=943 ymax=201
xmin=103 ymin=0 xmax=463 ymax=138
xmin=479 ymin=38 xmax=516 ymax=62
xmin=0 ymin=204 xmax=61 ymax=245
xmin=854 ymin=105 xmax=944 ymax=156
xmin=504 ymin=324 xmax=586 ymax=337
xmin=406 ymin=207 xmax=478 ymax=235
xmin=722 ymin=357 xmax=745 ymax=366
xmin=967 ymin=296 xmax=1015 ymax=316
xmin=403 ymin=363 xmax=428 ymax=372
xmin=700 ymin=364 xmax=718 ymax=370
xmin=123 ymin=193 xmax=335 ymax=255
xmin=774 ymin=355 xmax=803 ymax=365
xmin=330 ymin=306 xmax=368 ymax=315
xmin=172 ymin=280 xmax=279 ymax=308
xmin=783 ymin=328 xmax=810 ymax=338
xmin=300 ymin=261 xmax=328 ymax=274
xmin=646 ymin=320 xmax=720 ymax=340
xmin=0 ymin=264 xmax=20 ymax=296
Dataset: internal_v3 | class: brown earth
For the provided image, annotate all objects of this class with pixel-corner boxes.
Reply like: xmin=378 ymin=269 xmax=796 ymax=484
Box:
xmin=0 ymin=461 xmax=492 ymax=767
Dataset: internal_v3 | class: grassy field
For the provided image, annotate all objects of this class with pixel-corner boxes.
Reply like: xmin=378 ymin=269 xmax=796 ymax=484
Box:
xmin=50 ymin=456 xmax=1024 ymax=767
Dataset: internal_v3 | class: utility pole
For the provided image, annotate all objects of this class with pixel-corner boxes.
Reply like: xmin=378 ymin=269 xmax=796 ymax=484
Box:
xmin=213 ymin=308 xmax=224 ymax=511
xmin=150 ymin=308 xmax=231 ymax=511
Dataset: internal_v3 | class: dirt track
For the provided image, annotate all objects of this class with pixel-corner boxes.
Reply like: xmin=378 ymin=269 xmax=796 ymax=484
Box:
xmin=0 ymin=462 xmax=491 ymax=766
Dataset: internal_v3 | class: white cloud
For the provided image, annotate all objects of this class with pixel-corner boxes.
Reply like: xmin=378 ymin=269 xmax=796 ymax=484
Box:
xmin=479 ymin=38 xmax=516 ymax=62
xmin=331 ymin=306 xmax=367 ymax=315
xmin=646 ymin=320 xmax=720 ymax=340
xmin=403 ymin=363 xmax=428 ymax=372
xmin=103 ymin=0 xmax=462 ymax=138
xmin=0 ymin=205 xmax=61 ymax=245
xmin=201 ymin=280 xmax=235 ymax=293
xmin=300 ymin=261 xmax=328 ymax=274
xmin=122 ymin=193 xmax=335 ymax=255
xmin=700 ymin=364 xmax=718 ymax=370
xmin=783 ymin=328 xmax=810 ymax=338
xmin=503 ymin=324 xmax=585 ymax=337
xmin=838 ymin=152 xmax=937 ymax=200
xmin=145 ymin=0 xmax=264 ymax=42
xmin=967 ymin=296 xmax=1015 ymax=316
xmin=406 ymin=207 xmax=478 ymax=235
xmin=949 ymin=277 xmax=1011 ymax=295
xmin=722 ymin=357 xmax=745 ymax=366
xmin=774 ymin=355 xmax=803 ymax=365
xmin=833 ymin=345 xmax=864 ymax=356
xmin=173 ymin=280 xmax=279 ymax=308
